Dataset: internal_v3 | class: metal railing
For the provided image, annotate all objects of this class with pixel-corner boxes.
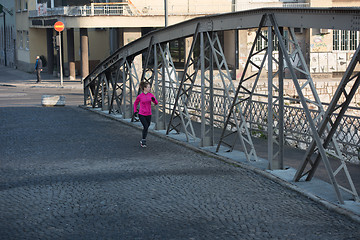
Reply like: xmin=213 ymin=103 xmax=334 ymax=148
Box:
xmin=81 ymin=8 xmax=360 ymax=203
xmin=161 ymin=83 xmax=360 ymax=164
xmin=29 ymin=4 xmax=136 ymax=17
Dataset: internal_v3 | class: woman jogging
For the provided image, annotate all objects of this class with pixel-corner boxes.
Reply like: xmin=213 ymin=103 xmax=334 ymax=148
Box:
xmin=134 ymin=81 xmax=158 ymax=147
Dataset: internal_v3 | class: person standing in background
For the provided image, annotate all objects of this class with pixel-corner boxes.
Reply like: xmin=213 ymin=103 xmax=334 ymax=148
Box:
xmin=35 ymin=56 xmax=43 ymax=83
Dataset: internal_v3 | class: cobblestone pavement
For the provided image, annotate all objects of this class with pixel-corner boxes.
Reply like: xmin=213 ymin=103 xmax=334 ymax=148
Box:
xmin=1 ymin=105 xmax=360 ymax=240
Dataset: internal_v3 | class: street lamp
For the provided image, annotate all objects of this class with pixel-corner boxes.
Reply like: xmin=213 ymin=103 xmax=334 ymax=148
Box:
xmin=164 ymin=0 xmax=168 ymax=27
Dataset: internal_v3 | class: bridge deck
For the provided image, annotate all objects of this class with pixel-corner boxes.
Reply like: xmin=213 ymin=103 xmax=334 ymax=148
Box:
xmin=1 ymin=66 xmax=360 ymax=238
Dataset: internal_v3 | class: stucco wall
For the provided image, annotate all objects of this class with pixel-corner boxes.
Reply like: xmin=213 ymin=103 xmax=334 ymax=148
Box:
xmin=131 ymin=0 xmax=232 ymax=15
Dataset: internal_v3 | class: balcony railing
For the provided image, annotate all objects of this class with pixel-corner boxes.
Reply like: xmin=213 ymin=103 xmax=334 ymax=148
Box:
xmin=237 ymin=2 xmax=310 ymax=11
xmin=29 ymin=3 xmax=138 ymax=18
xmin=29 ymin=2 xmax=310 ymax=18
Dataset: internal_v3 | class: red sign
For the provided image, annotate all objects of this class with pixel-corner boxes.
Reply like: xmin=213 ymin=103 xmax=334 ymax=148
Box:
xmin=54 ymin=21 xmax=65 ymax=32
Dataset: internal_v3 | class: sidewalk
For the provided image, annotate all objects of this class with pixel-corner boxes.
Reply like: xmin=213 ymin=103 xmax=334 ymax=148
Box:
xmin=0 ymin=65 xmax=83 ymax=90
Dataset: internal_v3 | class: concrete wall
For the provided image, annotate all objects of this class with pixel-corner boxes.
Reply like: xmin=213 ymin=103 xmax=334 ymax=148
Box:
xmin=15 ymin=0 xmax=31 ymax=72
xmin=224 ymin=30 xmax=236 ymax=69
xmin=310 ymin=0 xmax=332 ymax=7
xmin=88 ymin=28 xmax=110 ymax=62
xmin=131 ymin=0 xmax=232 ymax=15
xmin=30 ymin=28 xmax=47 ymax=64
xmin=311 ymin=0 xmax=360 ymax=7
xmin=332 ymin=0 xmax=360 ymax=7
xmin=63 ymin=15 xmax=195 ymax=29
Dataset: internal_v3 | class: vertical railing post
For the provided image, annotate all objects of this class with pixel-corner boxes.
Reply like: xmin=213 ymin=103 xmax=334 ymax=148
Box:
xmin=84 ymin=78 xmax=90 ymax=106
xmin=267 ymin=26 xmax=275 ymax=169
xmin=278 ymin=27 xmax=285 ymax=169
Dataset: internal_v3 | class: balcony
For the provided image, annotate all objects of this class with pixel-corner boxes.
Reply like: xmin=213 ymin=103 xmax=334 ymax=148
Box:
xmin=28 ymin=2 xmax=310 ymax=20
xmin=29 ymin=2 xmax=139 ymax=18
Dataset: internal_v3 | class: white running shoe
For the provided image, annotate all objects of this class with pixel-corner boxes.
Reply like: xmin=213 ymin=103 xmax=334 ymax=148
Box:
xmin=140 ymin=139 xmax=147 ymax=148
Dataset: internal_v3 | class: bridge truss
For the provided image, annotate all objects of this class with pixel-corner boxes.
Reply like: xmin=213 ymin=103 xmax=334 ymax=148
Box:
xmin=83 ymin=8 xmax=360 ymax=204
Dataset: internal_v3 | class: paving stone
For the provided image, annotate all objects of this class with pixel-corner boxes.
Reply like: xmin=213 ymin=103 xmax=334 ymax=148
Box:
xmin=0 ymin=106 xmax=360 ymax=239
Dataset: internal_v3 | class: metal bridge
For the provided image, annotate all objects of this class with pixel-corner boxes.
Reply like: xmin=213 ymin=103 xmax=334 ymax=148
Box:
xmin=83 ymin=7 xmax=360 ymax=204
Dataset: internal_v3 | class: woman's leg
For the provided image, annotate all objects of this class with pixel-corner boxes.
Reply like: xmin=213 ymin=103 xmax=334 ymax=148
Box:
xmin=139 ymin=114 xmax=151 ymax=140
xmin=144 ymin=115 xmax=151 ymax=139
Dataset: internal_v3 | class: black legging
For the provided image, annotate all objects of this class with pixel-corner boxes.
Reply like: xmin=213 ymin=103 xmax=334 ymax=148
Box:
xmin=139 ymin=114 xmax=151 ymax=139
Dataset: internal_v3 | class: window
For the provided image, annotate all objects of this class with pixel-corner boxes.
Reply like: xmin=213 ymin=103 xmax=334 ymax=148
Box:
xmin=333 ymin=30 xmax=359 ymax=51
xmin=193 ymin=31 xmax=225 ymax=69
xmin=18 ymin=31 xmax=23 ymax=49
xmin=7 ymin=26 xmax=10 ymax=49
xmin=255 ymin=30 xmax=288 ymax=52
xmin=256 ymin=30 xmax=268 ymax=51
xmin=16 ymin=0 xmax=21 ymax=12
xmin=25 ymin=31 xmax=29 ymax=50
xmin=341 ymin=30 xmax=348 ymax=50
xmin=333 ymin=30 xmax=339 ymax=50
xmin=350 ymin=31 xmax=358 ymax=50
xmin=169 ymin=39 xmax=185 ymax=68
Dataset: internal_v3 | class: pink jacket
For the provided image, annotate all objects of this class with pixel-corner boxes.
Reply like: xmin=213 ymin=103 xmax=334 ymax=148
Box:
xmin=134 ymin=92 xmax=158 ymax=116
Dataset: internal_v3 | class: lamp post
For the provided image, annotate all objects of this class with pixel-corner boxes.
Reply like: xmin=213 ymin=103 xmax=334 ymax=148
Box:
xmin=164 ymin=0 xmax=168 ymax=27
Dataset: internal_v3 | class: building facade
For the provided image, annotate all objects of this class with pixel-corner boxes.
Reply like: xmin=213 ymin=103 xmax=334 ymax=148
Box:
xmin=0 ymin=0 xmax=16 ymax=68
xmin=0 ymin=0 xmax=359 ymax=86
xmin=3 ymin=0 xmax=236 ymax=79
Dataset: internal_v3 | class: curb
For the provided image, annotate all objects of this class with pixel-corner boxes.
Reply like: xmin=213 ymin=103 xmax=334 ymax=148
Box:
xmin=79 ymin=105 xmax=360 ymax=224
xmin=0 ymin=83 xmax=83 ymax=90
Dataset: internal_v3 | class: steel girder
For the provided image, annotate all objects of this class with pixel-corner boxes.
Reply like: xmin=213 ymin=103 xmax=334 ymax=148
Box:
xmin=106 ymin=58 xmax=139 ymax=118
xmin=153 ymin=44 xmax=167 ymax=131
xmin=91 ymin=73 xmax=109 ymax=110
xmin=269 ymin=14 xmax=356 ymax=204
xmin=82 ymin=8 xmax=360 ymax=204
xmin=167 ymin=25 xmax=200 ymax=140
xmin=208 ymin=30 xmax=258 ymax=158
xmin=267 ymin=26 xmax=285 ymax=170
xmin=132 ymin=38 xmax=155 ymax=122
xmin=157 ymin=43 xmax=196 ymax=138
xmin=121 ymin=59 xmax=140 ymax=119
xmin=81 ymin=8 xmax=360 ymax=70
xmin=216 ymin=15 xmax=270 ymax=162
xmin=140 ymin=37 xmax=155 ymax=88
xmin=294 ymin=44 xmax=360 ymax=202
xmin=101 ymin=74 xmax=111 ymax=111
xmin=199 ymin=32 xmax=215 ymax=147
xmin=166 ymin=29 xmax=258 ymax=149
xmin=283 ymin=26 xmax=358 ymax=202
xmin=108 ymin=59 xmax=126 ymax=115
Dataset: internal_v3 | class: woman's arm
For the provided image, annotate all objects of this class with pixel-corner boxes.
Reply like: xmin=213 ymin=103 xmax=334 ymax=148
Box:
xmin=134 ymin=95 xmax=140 ymax=113
xmin=151 ymin=94 xmax=158 ymax=105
